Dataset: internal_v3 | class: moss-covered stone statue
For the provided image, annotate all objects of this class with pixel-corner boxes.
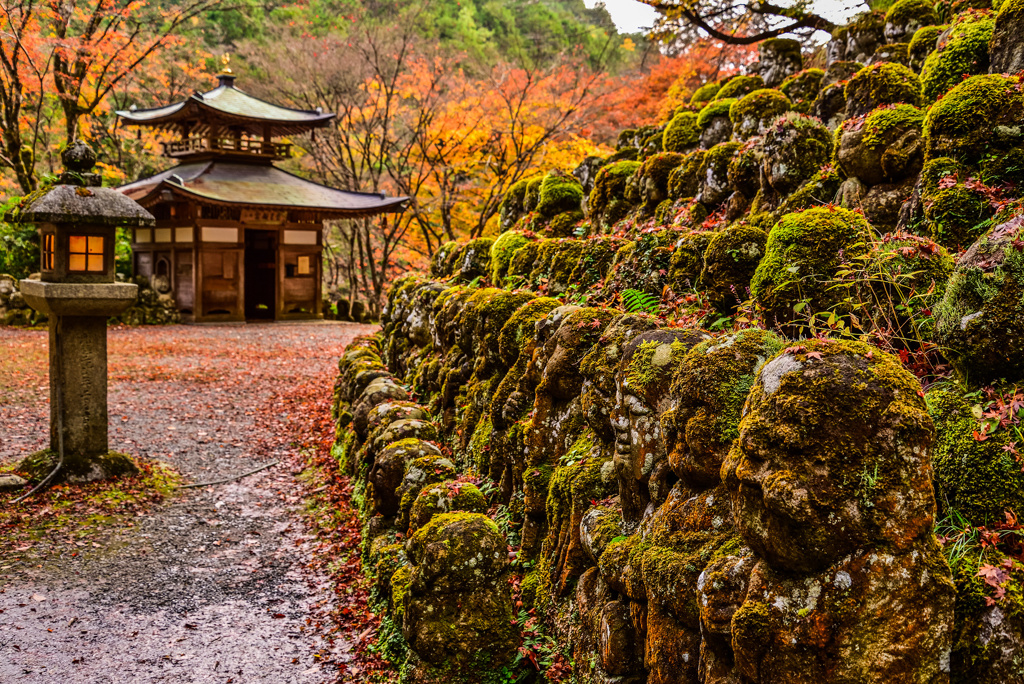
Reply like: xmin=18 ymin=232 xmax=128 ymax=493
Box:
xmin=716 ymin=339 xmax=955 ymax=683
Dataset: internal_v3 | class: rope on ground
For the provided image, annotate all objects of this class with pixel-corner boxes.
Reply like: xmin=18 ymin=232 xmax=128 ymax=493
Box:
xmin=179 ymin=460 xmax=280 ymax=489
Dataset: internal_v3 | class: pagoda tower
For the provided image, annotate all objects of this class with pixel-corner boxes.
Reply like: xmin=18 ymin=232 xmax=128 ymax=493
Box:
xmin=117 ymin=65 xmax=406 ymax=322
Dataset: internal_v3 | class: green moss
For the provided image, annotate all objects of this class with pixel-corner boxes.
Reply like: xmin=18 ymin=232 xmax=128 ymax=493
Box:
xmin=845 ymin=61 xmax=923 ymax=117
xmin=505 ymin=240 xmax=540 ymax=285
xmin=669 ymin=229 xmax=718 ymax=291
xmin=490 ymin=231 xmax=534 ymax=285
xmin=690 ymin=80 xmax=723 ymax=104
xmin=886 ymin=0 xmax=939 ymax=27
xmin=18 ymin=449 xmax=139 ymax=483
xmin=861 ymin=103 xmax=926 ymax=148
xmin=934 ymin=219 xmax=1024 ymax=384
xmin=567 ymin=236 xmax=627 ymax=291
xmin=924 ymin=74 xmax=1024 ymax=164
xmin=729 ymin=89 xmax=791 ymax=140
xmin=909 ymin=23 xmax=945 ymax=64
xmin=716 ymin=74 xmax=765 ymax=100
xmin=924 ymin=184 xmax=994 ymax=248
xmin=780 ymin=68 xmax=825 ymax=112
xmin=497 ymin=297 xmax=561 ymax=365
xmin=698 ymin=222 xmax=769 ymax=312
xmin=535 ymin=173 xmax=584 ymax=219
xmin=590 ymin=160 xmax=641 ymax=230
xmin=696 ymin=98 xmax=737 ymax=129
xmin=667 ymin=149 xmax=707 ymax=199
xmin=525 ymin=176 xmax=544 ymax=212
xmin=928 ymin=385 xmax=1024 ymax=522
xmin=663 ymin=111 xmax=701 ymax=152
xmin=408 ymin=480 xmax=488 ymax=533
xmin=750 ymin=206 xmax=873 ymax=324
xmin=920 ymin=15 xmax=995 ymax=100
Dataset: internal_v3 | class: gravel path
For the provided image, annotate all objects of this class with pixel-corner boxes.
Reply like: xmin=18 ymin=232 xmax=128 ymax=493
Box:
xmin=0 ymin=322 xmax=374 ymax=683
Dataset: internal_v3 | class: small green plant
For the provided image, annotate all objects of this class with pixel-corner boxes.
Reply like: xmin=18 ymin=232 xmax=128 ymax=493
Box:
xmin=621 ymin=288 xmax=660 ymax=315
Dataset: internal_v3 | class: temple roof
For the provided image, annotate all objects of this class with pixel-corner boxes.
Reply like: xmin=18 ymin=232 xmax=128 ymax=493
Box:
xmin=116 ymin=75 xmax=335 ymax=137
xmin=119 ymin=161 xmax=408 ymax=218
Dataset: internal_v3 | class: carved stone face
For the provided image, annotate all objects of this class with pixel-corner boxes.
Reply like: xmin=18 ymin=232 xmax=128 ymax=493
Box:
xmin=612 ymin=328 xmax=711 ymax=518
xmin=579 ymin=314 xmax=660 ymax=443
xmin=722 ymin=342 xmax=936 ymax=572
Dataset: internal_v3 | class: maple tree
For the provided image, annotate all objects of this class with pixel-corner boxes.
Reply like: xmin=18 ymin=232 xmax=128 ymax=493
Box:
xmin=639 ymin=0 xmax=839 ymax=47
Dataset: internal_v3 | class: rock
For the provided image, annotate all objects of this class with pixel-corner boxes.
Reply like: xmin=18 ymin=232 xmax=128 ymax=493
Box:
xmin=696 ymin=223 xmax=769 ymax=313
xmin=368 ymin=437 xmax=442 ymax=519
xmin=408 ymin=479 xmax=487 ymax=532
xmin=883 ymin=0 xmax=938 ymax=44
xmin=0 ymin=473 xmax=28 ymax=490
xmin=590 ymin=160 xmax=641 ymax=232
xmin=837 ymin=103 xmax=925 ymax=187
xmin=757 ymin=38 xmax=802 ymax=87
xmin=934 ymin=217 xmax=1024 ymax=385
xmin=401 ymin=513 xmax=516 ymax=680
xmin=924 ymin=73 xmax=1024 ymax=166
xmin=599 ymin=600 xmax=644 ymax=675
xmin=729 ymin=89 xmax=791 ymax=141
xmin=721 ymin=339 xmax=955 ymax=682
xmin=844 ymin=62 xmax=922 ymax=118
xmin=990 ymin=0 xmax=1024 ymax=75
xmin=760 ymin=112 xmax=832 ymax=197
xmin=749 ymin=206 xmax=871 ymax=326
xmin=662 ymin=111 xmax=700 ymax=153
xmin=921 ymin=13 xmax=995 ymax=100
xmin=779 ymin=68 xmax=824 ymax=112
xmin=695 ymin=141 xmax=740 ymax=206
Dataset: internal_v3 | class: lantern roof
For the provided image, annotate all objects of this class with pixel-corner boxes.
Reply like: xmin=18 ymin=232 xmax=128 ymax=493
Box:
xmin=115 ymin=74 xmax=335 ymax=137
xmin=119 ymin=160 xmax=408 ymax=218
xmin=8 ymin=142 xmax=155 ymax=227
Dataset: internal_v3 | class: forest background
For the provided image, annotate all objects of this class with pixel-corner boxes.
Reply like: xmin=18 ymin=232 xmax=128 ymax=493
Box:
xmin=0 ymin=0 xmax=848 ymax=313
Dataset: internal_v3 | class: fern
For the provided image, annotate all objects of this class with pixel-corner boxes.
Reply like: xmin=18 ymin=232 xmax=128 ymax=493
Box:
xmin=621 ymin=288 xmax=660 ymax=315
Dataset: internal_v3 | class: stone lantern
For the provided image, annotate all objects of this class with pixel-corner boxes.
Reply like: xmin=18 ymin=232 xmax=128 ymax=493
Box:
xmin=13 ymin=141 xmax=155 ymax=482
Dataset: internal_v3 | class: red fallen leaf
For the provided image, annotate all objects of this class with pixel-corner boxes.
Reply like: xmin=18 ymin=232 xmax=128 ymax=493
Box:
xmin=272 ymin=613 xmax=286 ymax=618
xmin=805 ymin=351 xmax=823 ymax=360
xmin=974 ymin=430 xmax=990 ymax=442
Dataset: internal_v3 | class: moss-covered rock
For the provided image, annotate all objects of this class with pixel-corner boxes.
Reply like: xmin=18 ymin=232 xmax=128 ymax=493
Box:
xmin=408 ymin=480 xmax=488 ymax=533
xmin=454 ymin=237 xmax=494 ymax=283
xmin=991 ymin=0 xmax=1024 ymax=74
xmin=696 ymin=99 xmax=736 ymax=149
xmin=723 ymin=338 xmax=937 ymax=571
xmin=667 ymin=149 xmax=707 ymax=200
xmin=729 ymin=89 xmax=791 ymax=141
xmin=396 ymin=454 xmax=458 ymax=533
xmin=844 ymin=61 xmax=923 ymax=117
xmin=934 ymin=217 xmax=1024 ymax=384
xmin=489 ymin=230 xmax=534 ymax=287
xmin=777 ymin=164 xmax=843 ymax=216
xmin=927 ymin=383 xmax=1024 ymax=523
xmin=499 ymin=175 xmax=542 ymax=230
xmin=589 ymin=160 xmax=641 ymax=232
xmin=690 ymin=80 xmax=723 ymax=104
xmin=566 ymin=236 xmax=626 ymax=293
xmin=667 ymin=329 xmax=785 ymax=489
xmin=923 ymin=179 xmax=995 ymax=249
xmin=923 ymin=73 xmax=1024 ymax=166
xmin=779 ymin=68 xmax=824 ymax=113
xmin=750 ymin=206 xmax=872 ymax=326
xmin=630 ymin=152 xmax=686 ymax=213
xmin=535 ymin=172 xmax=585 ymax=220
xmin=885 ymin=0 xmax=939 ymax=43
xmin=697 ymin=222 xmax=769 ymax=312
xmin=716 ymin=74 xmax=765 ymax=100
xmin=758 ymin=38 xmax=803 ymax=87
xmin=402 ymin=512 xmax=516 ymax=680
xmin=696 ymin=142 xmax=741 ymax=206
xmin=920 ymin=13 xmax=995 ymax=101
xmin=663 ymin=110 xmax=701 ymax=153
xmin=837 ymin=103 xmax=926 ymax=186
xmin=761 ymin=112 xmax=833 ymax=196
xmin=909 ymin=24 xmax=946 ymax=71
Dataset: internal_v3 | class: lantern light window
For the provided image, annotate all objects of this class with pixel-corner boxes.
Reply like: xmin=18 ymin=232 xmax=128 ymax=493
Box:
xmin=69 ymin=235 xmax=105 ymax=272
xmin=42 ymin=234 xmax=55 ymax=270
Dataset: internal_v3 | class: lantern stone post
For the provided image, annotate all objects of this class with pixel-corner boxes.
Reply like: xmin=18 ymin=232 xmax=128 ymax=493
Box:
xmin=13 ymin=141 xmax=155 ymax=482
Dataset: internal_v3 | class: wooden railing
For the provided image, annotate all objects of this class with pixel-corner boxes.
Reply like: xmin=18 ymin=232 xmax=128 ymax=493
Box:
xmin=163 ymin=137 xmax=291 ymax=158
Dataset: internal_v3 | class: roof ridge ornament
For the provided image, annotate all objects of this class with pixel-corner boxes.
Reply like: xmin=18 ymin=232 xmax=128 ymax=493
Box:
xmin=217 ymin=53 xmax=236 ymax=88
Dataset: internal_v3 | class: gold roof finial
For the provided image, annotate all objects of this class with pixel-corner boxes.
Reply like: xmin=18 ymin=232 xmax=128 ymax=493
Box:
xmin=220 ymin=53 xmax=233 ymax=75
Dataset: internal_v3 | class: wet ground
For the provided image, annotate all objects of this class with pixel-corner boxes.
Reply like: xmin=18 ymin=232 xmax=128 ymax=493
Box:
xmin=0 ymin=322 xmax=374 ymax=683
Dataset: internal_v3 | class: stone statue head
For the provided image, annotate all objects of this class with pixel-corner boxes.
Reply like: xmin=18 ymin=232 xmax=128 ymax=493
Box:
xmin=722 ymin=339 xmax=936 ymax=572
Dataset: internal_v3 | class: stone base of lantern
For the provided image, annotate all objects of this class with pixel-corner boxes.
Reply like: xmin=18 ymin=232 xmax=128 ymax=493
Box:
xmin=19 ymin=279 xmax=139 ymax=482
xmin=17 ymin=449 xmax=138 ymax=484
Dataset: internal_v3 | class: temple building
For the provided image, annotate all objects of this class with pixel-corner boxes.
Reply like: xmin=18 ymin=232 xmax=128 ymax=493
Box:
xmin=117 ymin=67 xmax=406 ymax=322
